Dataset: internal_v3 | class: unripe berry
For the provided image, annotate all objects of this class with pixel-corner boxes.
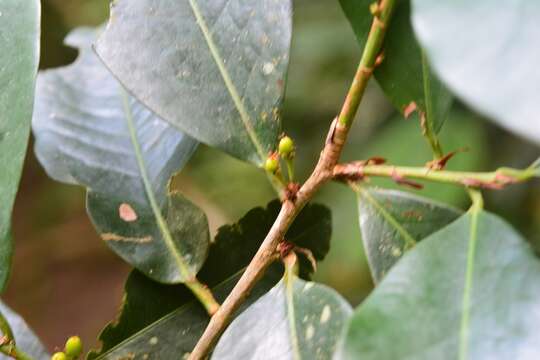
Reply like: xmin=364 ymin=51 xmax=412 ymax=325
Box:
xmin=51 ymin=352 xmax=67 ymax=360
xmin=264 ymin=156 xmax=279 ymax=173
xmin=278 ymin=136 xmax=295 ymax=158
xmin=64 ymin=336 xmax=83 ymax=358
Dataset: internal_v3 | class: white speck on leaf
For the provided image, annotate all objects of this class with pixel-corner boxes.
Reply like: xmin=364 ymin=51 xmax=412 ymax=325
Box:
xmin=263 ymin=62 xmax=275 ymax=75
xmin=320 ymin=305 xmax=331 ymax=324
xmin=306 ymin=325 xmax=315 ymax=340
xmin=149 ymin=337 xmax=158 ymax=345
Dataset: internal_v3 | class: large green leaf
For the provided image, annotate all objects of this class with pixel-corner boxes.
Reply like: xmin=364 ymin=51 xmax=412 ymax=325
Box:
xmin=32 ymin=27 xmax=207 ymax=284
xmin=340 ymin=0 xmax=452 ymax=133
xmin=357 ymin=187 xmax=461 ymax=283
xmin=95 ymin=0 xmax=292 ymax=165
xmin=0 ymin=0 xmax=40 ymax=292
xmin=89 ymin=200 xmax=331 ymax=359
xmin=0 ymin=301 xmax=48 ymax=360
xmin=411 ymin=0 xmax=540 ymax=144
xmin=338 ymin=209 xmax=540 ymax=359
xmin=212 ymin=258 xmax=352 ymax=360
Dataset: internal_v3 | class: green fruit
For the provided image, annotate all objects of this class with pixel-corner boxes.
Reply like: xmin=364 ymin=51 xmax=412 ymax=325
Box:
xmin=51 ymin=352 xmax=67 ymax=360
xmin=64 ymin=336 xmax=83 ymax=358
xmin=264 ymin=156 xmax=279 ymax=173
xmin=278 ymin=136 xmax=295 ymax=157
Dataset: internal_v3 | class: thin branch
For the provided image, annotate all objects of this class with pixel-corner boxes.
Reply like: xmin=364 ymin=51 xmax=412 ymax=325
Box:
xmin=333 ymin=162 xmax=539 ymax=189
xmin=188 ymin=1 xmax=397 ymax=358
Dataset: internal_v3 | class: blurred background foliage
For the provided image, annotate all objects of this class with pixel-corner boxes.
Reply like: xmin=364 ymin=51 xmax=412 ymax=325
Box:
xmin=5 ymin=0 xmax=539 ymax=352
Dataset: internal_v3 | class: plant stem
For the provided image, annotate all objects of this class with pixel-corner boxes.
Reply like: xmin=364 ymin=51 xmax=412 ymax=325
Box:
xmin=334 ymin=163 xmax=538 ymax=188
xmin=188 ymin=1 xmax=397 ymax=358
xmin=0 ymin=343 xmax=33 ymax=360
xmin=338 ymin=0 xmax=396 ymax=127
xmin=420 ymin=49 xmax=444 ymax=159
xmin=285 ymin=158 xmax=295 ymax=183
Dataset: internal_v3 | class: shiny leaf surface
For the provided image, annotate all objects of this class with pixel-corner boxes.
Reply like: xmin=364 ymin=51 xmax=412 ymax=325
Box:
xmin=412 ymin=0 xmax=540 ymax=143
xmin=96 ymin=0 xmax=293 ymax=165
xmin=32 ymin=27 xmax=206 ymax=283
xmin=338 ymin=210 xmax=540 ymax=359
xmin=213 ymin=261 xmax=352 ymax=360
xmin=0 ymin=301 xmax=48 ymax=360
xmin=357 ymin=187 xmax=461 ymax=282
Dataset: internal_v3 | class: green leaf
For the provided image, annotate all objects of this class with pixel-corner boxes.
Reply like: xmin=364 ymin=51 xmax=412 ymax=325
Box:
xmin=0 ymin=301 xmax=48 ymax=360
xmin=89 ymin=200 xmax=332 ymax=359
xmin=338 ymin=210 xmax=540 ymax=359
xmin=95 ymin=0 xmax=292 ymax=165
xmin=411 ymin=0 xmax=540 ymax=144
xmin=212 ymin=260 xmax=352 ymax=359
xmin=340 ymin=0 xmax=452 ymax=133
xmin=0 ymin=0 xmax=40 ymax=292
xmin=32 ymin=27 xmax=207 ymax=284
xmin=357 ymin=187 xmax=461 ymax=283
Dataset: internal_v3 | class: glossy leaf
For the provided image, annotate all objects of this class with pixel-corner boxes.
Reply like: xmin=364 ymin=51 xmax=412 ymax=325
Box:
xmin=0 ymin=301 xmax=48 ymax=360
xmin=95 ymin=0 xmax=292 ymax=165
xmin=0 ymin=0 xmax=40 ymax=292
xmin=338 ymin=210 xmax=540 ymax=359
xmin=32 ymin=27 xmax=207 ymax=284
xmin=89 ymin=200 xmax=331 ymax=359
xmin=212 ymin=258 xmax=352 ymax=360
xmin=357 ymin=187 xmax=461 ymax=282
xmin=412 ymin=0 xmax=540 ymax=143
xmin=340 ymin=0 xmax=452 ymax=132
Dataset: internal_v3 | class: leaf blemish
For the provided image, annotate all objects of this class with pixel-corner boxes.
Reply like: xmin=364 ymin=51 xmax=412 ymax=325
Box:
xmin=320 ymin=305 xmax=331 ymax=324
xmin=262 ymin=62 xmax=275 ymax=75
xmin=149 ymin=336 xmax=158 ymax=346
xmin=101 ymin=233 xmax=152 ymax=243
xmin=306 ymin=324 xmax=315 ymax=340
xmin=119 ymin=203 xmax=138 ymax=222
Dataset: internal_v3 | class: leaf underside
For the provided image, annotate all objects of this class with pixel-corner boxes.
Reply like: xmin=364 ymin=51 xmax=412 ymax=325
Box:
xmin=96 ymin=0 xmax=293 ymax=165
xmin=32 ymin=27 xmax=208 ymax=284
xmin=212 ymin=272 xmax=352 ymax=360
xmin=412 ymin=0 xmax=540 ymax=144
xmin=0 ymin=301 xmax=48 ymax=360
xmin=339 ymin=210 xmax=540 ymax=360
xmin=357 ymin=188 xmax=461 ymax=282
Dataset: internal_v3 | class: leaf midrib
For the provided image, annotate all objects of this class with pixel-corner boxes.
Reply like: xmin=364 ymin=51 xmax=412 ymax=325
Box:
xmin=120 ymin=88 xmax=193 ymax=280
xmin=359 ymin=188 xmax=417 ymax=249
xmin=458 ymin=204 xmax=481 ymax=360
xmin=187 ymin=0 xmax=267 ymax=163
xmin=284 ymin=268 xmax=301 ymax=360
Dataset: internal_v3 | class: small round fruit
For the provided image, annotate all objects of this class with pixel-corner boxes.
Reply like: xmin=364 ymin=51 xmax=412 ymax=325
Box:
xmin=278 ymin=136 xmax=295 ymax=157
xmin=264 ymin=156 xmax=279 ymax=173
xmin=64 ymin=336 xmax=83 ymax=358
xmin=51 ymin=352 xmax=67 ymax=360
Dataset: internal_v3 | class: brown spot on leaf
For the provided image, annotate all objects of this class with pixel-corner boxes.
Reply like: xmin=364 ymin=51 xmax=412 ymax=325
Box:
xmin=119 ymin=203 xmax=138 ymax=222
xmin=101 ymin=233 xmax=152 ymax=243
